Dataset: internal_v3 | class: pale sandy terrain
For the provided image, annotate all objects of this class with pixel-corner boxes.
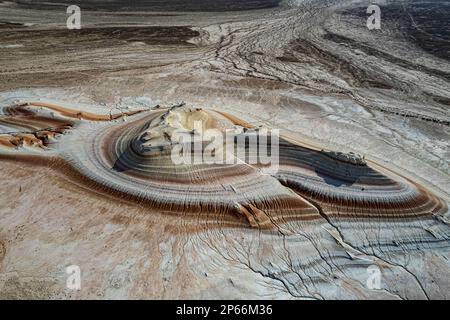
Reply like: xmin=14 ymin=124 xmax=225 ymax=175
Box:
xmin=0 ymin=0 xmax=449 ymax=299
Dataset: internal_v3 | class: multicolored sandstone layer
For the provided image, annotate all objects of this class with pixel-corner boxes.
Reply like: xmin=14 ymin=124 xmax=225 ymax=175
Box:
xmin=0 ymin=0 xmax=449 ymax=299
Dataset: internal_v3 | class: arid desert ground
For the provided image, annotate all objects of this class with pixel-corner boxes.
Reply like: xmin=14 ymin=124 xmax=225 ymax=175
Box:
xmin=0 ymin=0 xmax=449 ymax=299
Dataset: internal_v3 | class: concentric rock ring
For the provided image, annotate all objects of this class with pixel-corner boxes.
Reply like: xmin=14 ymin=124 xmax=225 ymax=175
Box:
xmin=1 ymin=102 xmax=448 ymax=235
xmin=61 ymin=105 xmax=320 ymax=228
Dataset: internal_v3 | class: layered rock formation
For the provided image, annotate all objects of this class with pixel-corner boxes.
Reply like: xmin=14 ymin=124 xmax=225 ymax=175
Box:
xmin=0 ymin=0 xmax=449 ymax=299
